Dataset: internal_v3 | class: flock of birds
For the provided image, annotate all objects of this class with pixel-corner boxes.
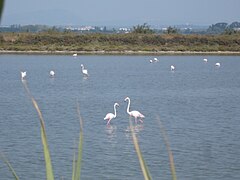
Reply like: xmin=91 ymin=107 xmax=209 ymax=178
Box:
xmin=104 ymin=97 xmax=145 ymax=126
xmin=20 ymin=54 xmax=221 ymax=125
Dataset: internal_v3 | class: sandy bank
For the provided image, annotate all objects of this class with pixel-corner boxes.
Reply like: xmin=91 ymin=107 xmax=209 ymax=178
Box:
xmin=1 ymin=50 xmax=240 ymax=55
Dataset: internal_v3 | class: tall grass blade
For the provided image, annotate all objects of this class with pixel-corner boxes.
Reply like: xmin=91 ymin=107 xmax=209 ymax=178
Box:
xmin=22 ymin=80 xmax=54 ymax=180
xmin=156 ymin=116 xmax=177 ymax=180
xmin=129 ymin=118 xmax=152 ymax=180
xmin=0 ymin=152 xmax=19 ymax=180
xmin=73 ymin=101 xmax=83 ymax=180
xmin=72 ymin=145 xmax=76 ymax=180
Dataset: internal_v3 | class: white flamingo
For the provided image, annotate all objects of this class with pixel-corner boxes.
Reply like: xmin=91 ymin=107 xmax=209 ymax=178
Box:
xmin=215 ymin=62 xmax=221 ymax=67
xmin=80 ymin=64 xmax=89 ymax=77
xmin=124 ymin=97 xmax=145 ymax=123
xmin=104 ymin=103 xmax=119 ymax=125
xmin=203 ymin=58 xmax=208 ymax=62
xmin=49 ymin=70 xmax=55 ymax=77
xmin=73 ymin=53 xmax=77 ymax=57
xmin=170 ymin=65 xmax=175 ymax=71
xmin=154 ymin=57 xmax=159 ymax=62
xmin=21 ymin=71 xmax=26 ymax=80
xmin=149 ymin=59 xmax=153 ymax=63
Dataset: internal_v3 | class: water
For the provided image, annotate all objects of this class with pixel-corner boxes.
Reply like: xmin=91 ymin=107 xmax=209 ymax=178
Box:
xmin=0 ymin=54 xmax=240 ymax=180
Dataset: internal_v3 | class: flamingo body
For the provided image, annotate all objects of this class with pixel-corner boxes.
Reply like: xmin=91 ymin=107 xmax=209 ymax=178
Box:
xmin=124 ymin=97 xmax=144 ymax=123
xmin=81 ymin=64 xmax=89 ymax=76
xmin=73 ymin=53 xmax=77 ymax=57
xmin=215 ymin=62 xmax=221 ymax=67
xmin=21 ymin=71 xmax=26 ymax=80
xmin=203 ymin=58 xmax=208 ymax=62
xmin=104 ymin=103 xmax=119 ymax=125
xmin=49 ymin=70 xmax=55 ymax=77
xmin=170 ymin=65 xmax=175 ymax=71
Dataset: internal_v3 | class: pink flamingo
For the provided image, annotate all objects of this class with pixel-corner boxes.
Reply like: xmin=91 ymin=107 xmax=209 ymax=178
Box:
xmin=124 ymin=97 xmax=145 ymax=123
xmin=104 ymin=103 xmax=119 ymax=125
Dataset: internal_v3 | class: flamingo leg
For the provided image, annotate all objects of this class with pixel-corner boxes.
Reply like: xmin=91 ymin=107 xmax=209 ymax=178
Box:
xmin=107 ymin=119 xmax=111 ymax=125
xmin=134 ymin=117 xmax=137 ymax=124
xmin=139 ymin=119 xmax=144 ymax=123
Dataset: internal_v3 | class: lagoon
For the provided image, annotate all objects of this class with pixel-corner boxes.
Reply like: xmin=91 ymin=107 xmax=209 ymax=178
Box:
xmin=0 ymin=54 xmax=240 ymax=179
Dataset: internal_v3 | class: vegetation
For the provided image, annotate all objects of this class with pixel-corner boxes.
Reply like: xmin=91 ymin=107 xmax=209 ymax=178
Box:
xmin=0 ymin=31 xmax=240 ymax=53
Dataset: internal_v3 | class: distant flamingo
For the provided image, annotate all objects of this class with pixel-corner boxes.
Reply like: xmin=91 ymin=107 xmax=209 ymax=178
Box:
xmin=73 ymin=53 xmax=77 ymax=57
xmin=203 ymin=58 xmax=208 ymax=62
xmin=154 ymin=57 xmax=159 ymax=62
xmin=215 ymin=62 xmax=221 ymax=67
xmin=81 ymin=64 xmax=89 ymax=77
xmin=104 ymin=103 xmax=119 ymax=125
xmin=21 ymin=71 xmax=26 ymax=80
xmin=170 ymin=65 xmax=175 ymax=71
xmin=124 ymin=97 xmax=145 ymax=123
xmin=49 ymin=70 xmax=55 ymax=77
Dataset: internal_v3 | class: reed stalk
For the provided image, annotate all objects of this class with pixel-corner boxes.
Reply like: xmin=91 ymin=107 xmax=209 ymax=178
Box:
xmin=129 ymin=118 xmax=152 ymax=180
xmin=22 ymin=80 xmax=54 ymax=180
xmin=0 ymin=152 xmax=19 ymax=180
xmin=156 ymin=116 xmax=177 ymax=180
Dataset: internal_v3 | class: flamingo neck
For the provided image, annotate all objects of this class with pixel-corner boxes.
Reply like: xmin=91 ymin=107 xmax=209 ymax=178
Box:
xmin=113 ymin=104 xmax=117 ymax=118
xmin=126 ymin=99 xmax=131 ymax=115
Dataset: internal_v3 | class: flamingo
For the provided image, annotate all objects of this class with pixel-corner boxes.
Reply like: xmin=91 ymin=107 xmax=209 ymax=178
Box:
xmin=104 ymin=103 xmax=119 ymax=125
xmin=154 ymin=57 xmax=159 ymax=62
xmin=73 ymin=53 xmax=77 ymax=57
xmin=170 ymin=65 xmax=175 ymax=71
xmin=80 ymin=64 xmax=89 ymax=77
xmin=49 ymin=70 xmax=55 ymax=77
xmin=124 ymin=97 xmax=145 ymax=123
xmin=203 ymin=58 xmax=208 ymax=62
xmin=21 ymin=71 xmax=26 ymax=80
xmin=149 ymin=59 xmax=153 ymax=63
xmin=215 ymin=62 xmax=221 ymax=67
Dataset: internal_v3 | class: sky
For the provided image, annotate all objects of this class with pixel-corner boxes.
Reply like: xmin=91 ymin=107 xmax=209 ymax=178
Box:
xmin=1 ymin=0 xmax=240 ymax=26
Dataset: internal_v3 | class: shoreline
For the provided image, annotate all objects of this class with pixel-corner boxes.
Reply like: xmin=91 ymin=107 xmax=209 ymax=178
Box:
xmin=1 ymin=50 xmax=240 ymax=55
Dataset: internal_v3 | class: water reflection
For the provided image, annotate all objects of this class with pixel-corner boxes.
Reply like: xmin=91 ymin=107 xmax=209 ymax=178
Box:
xmin=125 ymin=124 xmax=144 ymax=134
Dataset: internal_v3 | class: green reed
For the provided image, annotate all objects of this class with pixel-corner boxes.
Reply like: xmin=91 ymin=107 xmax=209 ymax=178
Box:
xmin=129 ymin=117 xmax=152 ymax=180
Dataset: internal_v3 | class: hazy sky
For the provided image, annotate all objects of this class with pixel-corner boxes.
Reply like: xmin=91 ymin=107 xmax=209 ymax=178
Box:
xmin=2 ymin=0 xmax=240 ymax=26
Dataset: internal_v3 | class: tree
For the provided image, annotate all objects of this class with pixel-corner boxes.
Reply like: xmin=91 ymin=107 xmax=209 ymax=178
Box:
xmin=132 ymin=23 xmax=154 ymax=34
xmin=166 ymin=26 xmax=178 ymax=34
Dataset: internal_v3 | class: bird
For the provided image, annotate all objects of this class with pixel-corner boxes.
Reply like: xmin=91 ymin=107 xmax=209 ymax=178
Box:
xmin=215 ymin=62 xmax=221 ymax=67
xmin=104 ymin=103 xmax=119 ymax=125
xmin=153 ymin=57 xmax=159 ymax=62
xmin=170 ymin=65 xmax=175 ymax=71
xmin=80 ymin=64 xmax=89 ymax=77
xmin=21 ymin=71 xmax=26 ymax=80
xmin=49 ymin=70 xmax=55 ymax=77
xmin=203 ymin=58 xmax=208 ymax=62
xmin=124 ymin=97 xmax=145 ymax=124
xmin=73 ymin=53 xmax=77 ymax=57
xmin=149 ymin=59 xmax=153 ymax=63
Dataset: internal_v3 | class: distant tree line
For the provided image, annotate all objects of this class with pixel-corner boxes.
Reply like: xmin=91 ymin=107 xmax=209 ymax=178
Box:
xmin=1 ymin=21 xmax=240 ymax=35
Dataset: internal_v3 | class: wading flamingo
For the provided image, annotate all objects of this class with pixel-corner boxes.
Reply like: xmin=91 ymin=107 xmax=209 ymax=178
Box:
xmin=215 ymin=62 xmax=221 ymax=67
xmin=21 ymin=71 xmax=26 ymax=80
xmin=49 ymin=70 xmax=55 ymax=77
xmin=73 ymin=53 xmax=77 ymax=57
xmin=81 ymin=64 xmax=89 ymax=77
xmin=124 ymin=97 xmax=145 ymax=123
xmin=170 ymin=65 xmax=175 ymax=71
xmin=104 ymin=103 xmax=119 ymax=125
xmin=203 ymin=58 xmax=208 ymax=62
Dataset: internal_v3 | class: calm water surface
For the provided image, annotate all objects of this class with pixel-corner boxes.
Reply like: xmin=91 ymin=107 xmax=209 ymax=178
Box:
xmin=0 ymin=54 xmax=240 ymax=179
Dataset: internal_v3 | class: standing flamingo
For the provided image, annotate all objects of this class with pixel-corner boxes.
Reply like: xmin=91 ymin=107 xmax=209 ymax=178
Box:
xmin=104 ymin=103 xmax=119 ymax=125
xmin=124 ymin=97 xmax=145 ymax=123
xmin=21 ymin=71 xmax=27 ymax=80
xmin=81 ymin=64 xmax=89 ymax=77
xmin=170 ymin=65 xmax=175 ymax=71
xmin=49 ymin=70 xmax=55 ymax=77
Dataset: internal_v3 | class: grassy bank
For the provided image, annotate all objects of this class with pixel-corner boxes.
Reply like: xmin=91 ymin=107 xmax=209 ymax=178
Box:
xmin=0 ymin=32 xmax=240 ymax=54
